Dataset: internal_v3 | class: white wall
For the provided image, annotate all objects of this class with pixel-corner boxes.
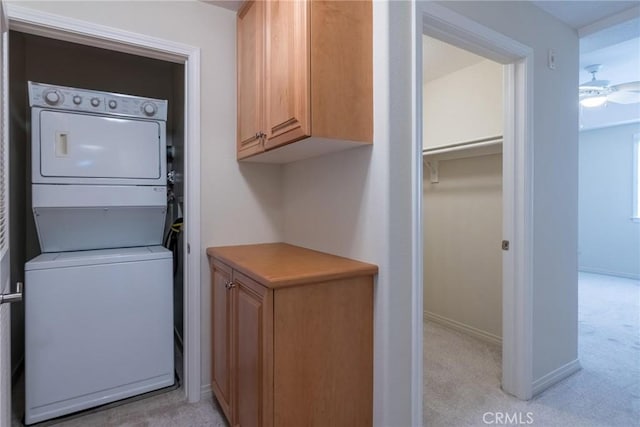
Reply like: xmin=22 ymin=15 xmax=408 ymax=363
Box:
xmin=8 ymin=0 xmax=285 ymax=390
xmin=423 ymin=60 xmax=503 ymax=149
xmin=579 ymin=123 xmax=640 ymax=279
xmin=7 ymin=0 xmax=582 ymax=422
xmin=422 ymin=47 xmax=503 ymax=342
xmin=435 ymin=0 xmax=580 ymax=386
xmin=581 ymin=103 xmax=640 ymax=131
xmin=423 ymin=154 xmax=503 ymax=340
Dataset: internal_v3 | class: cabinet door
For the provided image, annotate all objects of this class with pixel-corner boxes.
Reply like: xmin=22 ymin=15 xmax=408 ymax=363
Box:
xmin=211 ymin=260 xmax=233 ymax=422
xmin=232 ymin=272 xmax=273 ymax=427
xmin=237 ymin=0 xmax=265 ymax=159
xmin=264 ymin=0 xmax=310 ymax=149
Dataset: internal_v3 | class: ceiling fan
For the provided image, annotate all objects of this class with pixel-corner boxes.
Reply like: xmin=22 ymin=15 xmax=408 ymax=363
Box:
xmin=579 ymin=64 xmax=640 ymax=108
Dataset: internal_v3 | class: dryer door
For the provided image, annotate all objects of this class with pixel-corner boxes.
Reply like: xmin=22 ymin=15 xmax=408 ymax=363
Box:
xmin=33 ymin=109 xmax=166 ymax=186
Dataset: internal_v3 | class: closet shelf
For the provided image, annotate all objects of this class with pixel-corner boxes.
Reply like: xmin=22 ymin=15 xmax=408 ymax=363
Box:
xmin=422 ymin=136 xmax=502 ymax=161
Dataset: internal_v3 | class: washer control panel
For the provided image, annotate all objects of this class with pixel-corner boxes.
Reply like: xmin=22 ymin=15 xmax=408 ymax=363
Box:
xmin=28 ymin=81 xmax=168 ymax=121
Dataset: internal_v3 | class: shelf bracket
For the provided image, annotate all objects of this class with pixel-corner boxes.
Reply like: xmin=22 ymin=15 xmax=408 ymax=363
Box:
xmin=425 ymin=159 xmax=439 ymax=184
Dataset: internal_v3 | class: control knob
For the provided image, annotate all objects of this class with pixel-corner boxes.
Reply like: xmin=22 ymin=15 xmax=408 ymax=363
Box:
xmin=141 ymin=102 xmax=157 ymax=117
xmin=44 ymin=90 xmax=62 ymax=105
xmin=108 ymin=100 xmax=118 ymax=109
xmin=72 ymin=95 xmax=82 ymax=105
xmin=90 ymin=97 xmax=101 ymax=107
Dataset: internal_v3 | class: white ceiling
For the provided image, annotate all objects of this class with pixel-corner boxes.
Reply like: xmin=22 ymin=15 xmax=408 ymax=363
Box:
xmin=531 ymin=1 xmax=640 ymax=129
xmin=579 ymin=37 xmax=640 ymax=86
xmin=208 ymin=0 xmax=639 ymax=27
xmin=532 ymin=1 xmax=638 ymax=29
xmin=418 ymin=3 xmax=639 ymax=131
xmin=207 ymin=0 xmax=638 ymax=128
xmin=531 ymin=1 xmax=639 ymax=87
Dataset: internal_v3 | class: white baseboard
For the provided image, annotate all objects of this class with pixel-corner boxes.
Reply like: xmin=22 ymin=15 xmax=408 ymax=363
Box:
xmin=579 ymin=267 xmax=640 ymax=280
xmin=424 ymin=311 xmax=502 ymax=346
xmin=200 ymin=384 xmax=212 ymax=399
xmin=532 ymin=359 xmax=581 ymax=396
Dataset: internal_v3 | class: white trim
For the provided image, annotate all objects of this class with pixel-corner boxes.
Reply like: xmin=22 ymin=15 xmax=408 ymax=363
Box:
xmin=184 ymin=48 xmax=202 ymax=404
xmin=410 ymin=2 xmax=423 ymax=425
xmin=578 ymin=5 xmax=640 ymax=38
xmin=0 ymin=3 xmax=7 ymax=266
xmin=416 ymin=2 xmax=535 ymax=406
xmin=509 ymin=51 xmax=535 ymax=401
xmin=424 ymin=311 xmax=502 ymax=346
xmin=532 ymin=359 xmax=581 ymax=396
xmin=0 ymin=4 xmax=10 ymax=425
xmin=6 ymin=5 xmax=188 ymax=63
xmin=420 ymin=3 xmax=531 ymax=64
xmin=633 ymin=134 xmax=639 ymax=219
xmin=5 ymin=5 xmax=202 ymax=403
xmin=579 ymin=267 xmax=640 ymax=281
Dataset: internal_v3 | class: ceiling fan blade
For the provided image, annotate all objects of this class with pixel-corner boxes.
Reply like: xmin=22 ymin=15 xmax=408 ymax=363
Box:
xmin=579 ymin=79 xmax=610 ymax=90
xmin=607 ymin=90 xmax=640 ymax=104
xmin=611 ymin=81 xmax=640 ymax=92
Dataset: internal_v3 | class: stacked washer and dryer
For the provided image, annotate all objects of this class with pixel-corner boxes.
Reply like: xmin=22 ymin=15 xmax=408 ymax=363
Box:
xmin=24 ymin=82 xmax=175 ymax=425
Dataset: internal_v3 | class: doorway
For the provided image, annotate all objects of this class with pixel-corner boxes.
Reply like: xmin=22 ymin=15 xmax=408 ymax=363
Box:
xmin=421 ymin=35 xmax=505 ymax=422
xmin=414 ymin=4 xmax=535 ymax=421
xmin=1 ymin=5 xmax=202 ymax=424
xmin=8 ymin=31 xmax=186 ymax=424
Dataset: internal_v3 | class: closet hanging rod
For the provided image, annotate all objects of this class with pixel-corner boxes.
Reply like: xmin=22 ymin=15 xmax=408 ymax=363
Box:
xmin=422 ymin=136 xmax=503 ymax=156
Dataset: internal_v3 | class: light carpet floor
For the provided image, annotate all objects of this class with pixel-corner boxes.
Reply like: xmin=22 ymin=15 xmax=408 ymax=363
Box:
xmin=11 ymin=344 xmax=229 ymax=426
xmin=10 ymin=273 xmax=637 ymax=426
xmin=424 ymin=272 xmax=640 ymax=426
xmin=24 ymin=389 xmax=227 ymax=427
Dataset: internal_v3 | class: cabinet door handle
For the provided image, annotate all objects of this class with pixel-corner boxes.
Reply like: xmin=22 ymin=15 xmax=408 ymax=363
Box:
xmin=255 ymin=132 xmax=260 ymax=140
xmin=225 ymin=281 xmax=236 ymax=290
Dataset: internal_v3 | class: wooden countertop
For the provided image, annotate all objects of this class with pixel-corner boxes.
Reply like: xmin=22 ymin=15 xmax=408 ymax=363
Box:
xmin=207 ymin=243 xmax=378 ymax=289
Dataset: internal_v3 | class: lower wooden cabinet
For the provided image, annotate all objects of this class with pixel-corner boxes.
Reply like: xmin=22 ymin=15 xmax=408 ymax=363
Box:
xmin=208 ymin=243 xmax=377 ymax=427
xmin=210 ymin=260 xmax=233 ymax=421
xmin=211 ymin=260 xmax=272 ymax=427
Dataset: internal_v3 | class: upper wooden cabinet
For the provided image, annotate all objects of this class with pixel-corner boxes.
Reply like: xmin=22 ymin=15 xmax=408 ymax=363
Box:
xmin=237 ymin=0 xmax=265 ymax=159
xmin=237 ymin=0 xmax=373 ymax=163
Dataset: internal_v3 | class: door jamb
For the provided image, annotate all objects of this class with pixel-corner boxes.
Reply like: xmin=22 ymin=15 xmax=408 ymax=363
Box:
xmin=4 ymin=4 xmax=203 ymax=403
xmin=413 ymin=4 xmax=534 ymax=422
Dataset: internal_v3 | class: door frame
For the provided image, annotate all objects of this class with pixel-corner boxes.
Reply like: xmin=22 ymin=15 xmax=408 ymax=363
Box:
xmin=4 ymin=4 xmax=203 ymax=403
xmin=1 ymin=2 xmax=12 ymax=425
xmin=412 ymin=3 xmax=534 ymax=420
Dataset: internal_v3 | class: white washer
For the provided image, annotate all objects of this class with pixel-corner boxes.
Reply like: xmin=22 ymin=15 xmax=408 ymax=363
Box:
xmin=25 ymin=246 xmax=174 ymax=425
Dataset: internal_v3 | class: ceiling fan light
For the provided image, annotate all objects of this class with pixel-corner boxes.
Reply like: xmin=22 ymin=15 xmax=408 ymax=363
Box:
xmin=580 ymin=95 xmax=607 ymax=108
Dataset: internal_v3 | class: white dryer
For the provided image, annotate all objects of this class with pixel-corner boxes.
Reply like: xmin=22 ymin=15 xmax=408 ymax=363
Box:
xmin=29 ymin=82 xmax=169 ymax=252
